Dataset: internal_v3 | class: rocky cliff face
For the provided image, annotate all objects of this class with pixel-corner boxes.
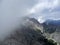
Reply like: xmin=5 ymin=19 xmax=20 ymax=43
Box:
xmin=0 ymin=17 xmax=57 ymax=45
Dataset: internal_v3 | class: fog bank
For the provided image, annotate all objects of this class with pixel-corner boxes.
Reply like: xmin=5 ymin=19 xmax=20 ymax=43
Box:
xmin=0 ymin=0 xmax=33 ymax=40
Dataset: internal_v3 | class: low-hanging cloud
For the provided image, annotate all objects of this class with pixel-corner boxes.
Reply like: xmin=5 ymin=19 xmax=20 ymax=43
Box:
xmin=0 ymin=0 xmax=36 ymax=40
xmin=0 ymin=0 xmax=60 ymax=40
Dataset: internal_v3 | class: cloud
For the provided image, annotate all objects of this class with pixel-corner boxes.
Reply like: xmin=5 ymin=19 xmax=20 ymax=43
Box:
xmin=27 ymin=0 xmax=60 ymax=23
xmin=0 ymin=0 xmax=60 ymax=39
xmin=28 ymin=0 xmax=59 ymax=14
xmin=0 ymin=0 xmax=36 ymax=39
xmin=38 ymin=16 xmax=45 ymax=23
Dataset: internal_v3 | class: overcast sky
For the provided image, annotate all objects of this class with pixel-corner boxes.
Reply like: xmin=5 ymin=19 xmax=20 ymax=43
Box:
xmin=0 ymin=0 xmax=60 ymax=39
xmin=28 ymin=0 xmax=60 ymax=22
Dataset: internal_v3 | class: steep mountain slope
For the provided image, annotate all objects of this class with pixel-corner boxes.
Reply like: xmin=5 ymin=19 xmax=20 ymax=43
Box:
xmin=0 ymin=17 xmax=57 ymax=45
xmin=45 ymin=19 xmax=60 ymax=25
xmin=42 ymin=19 xmax=60 ymax=45
xmin=42 ymin=19 xmax=60 ymax=33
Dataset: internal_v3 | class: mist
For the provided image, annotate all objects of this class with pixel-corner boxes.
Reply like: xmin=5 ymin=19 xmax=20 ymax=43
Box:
xmin=0 ymin=0 xmax=36 ymax=40
xmin=0 ymin=0 xmax=60 ymax=40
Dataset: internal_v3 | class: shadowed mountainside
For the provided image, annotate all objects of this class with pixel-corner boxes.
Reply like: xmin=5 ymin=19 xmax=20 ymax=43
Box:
xmin=0 ymin=17 xmax=57 ymax=45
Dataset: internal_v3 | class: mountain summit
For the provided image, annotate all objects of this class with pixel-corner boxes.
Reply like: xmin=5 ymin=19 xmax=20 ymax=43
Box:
xmin=0 ymin=17 xmax=57 ymax=45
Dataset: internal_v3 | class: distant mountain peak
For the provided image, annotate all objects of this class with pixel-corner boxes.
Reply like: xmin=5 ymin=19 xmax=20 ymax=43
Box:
xmin=44 ymin=19 xmax=60 ymax=26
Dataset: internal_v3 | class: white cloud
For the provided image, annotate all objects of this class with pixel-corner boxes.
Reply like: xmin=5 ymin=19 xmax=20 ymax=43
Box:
xmin=28 ymin=0 xmax=59 ymax=14
xmin=27 ymin=0 xmax=60 ymax=23
xmin=38 ymin=16 xmax=45 ymax=23
xmin=0 ymin=0 xmax=60 ymax=39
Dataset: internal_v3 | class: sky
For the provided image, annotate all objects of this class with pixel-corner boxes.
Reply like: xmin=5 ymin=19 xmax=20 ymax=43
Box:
xmin=0 ymin=0 xmax=60 ymax=39
xmin=28 ymin=0 xmax=60 ymax=23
